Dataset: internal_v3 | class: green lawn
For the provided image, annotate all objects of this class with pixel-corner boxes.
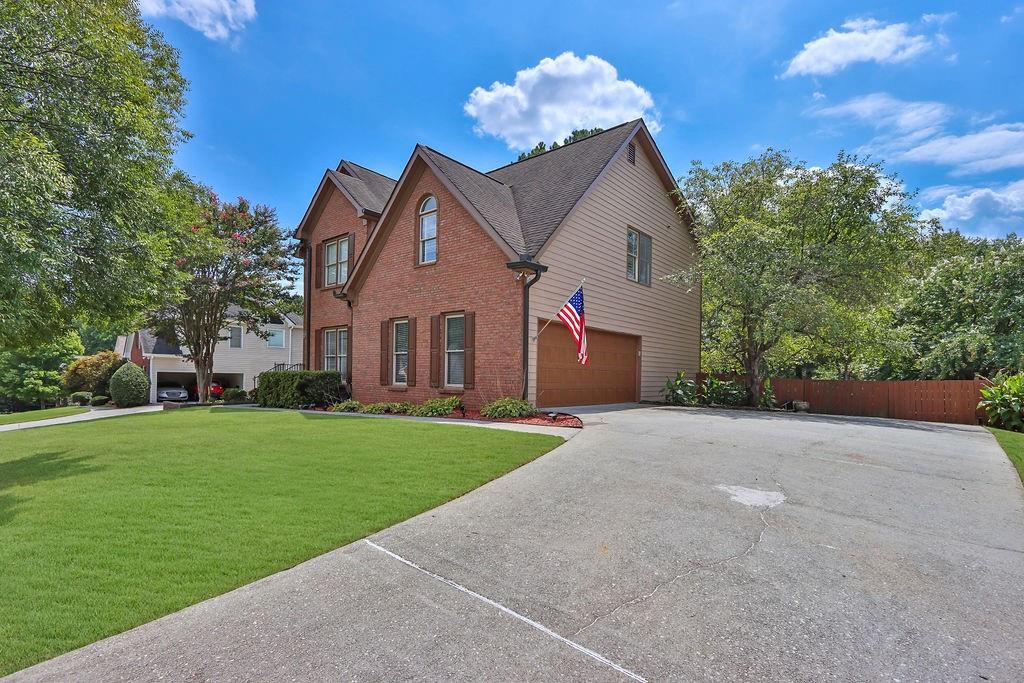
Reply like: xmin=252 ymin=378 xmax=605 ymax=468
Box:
xmin=0 ymin=406 xmax=87 ymax=426
xmin=990 ymin=427 xmax=1024 ymax=485
xmin=0 ymin=409 xmax=562 ymax=675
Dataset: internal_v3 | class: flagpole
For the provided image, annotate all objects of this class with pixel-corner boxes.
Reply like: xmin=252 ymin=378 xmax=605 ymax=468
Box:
xmin=533 ymin=278 xmax=585 ymax=341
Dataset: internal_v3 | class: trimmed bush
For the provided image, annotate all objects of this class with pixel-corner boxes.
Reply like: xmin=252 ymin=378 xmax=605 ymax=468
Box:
xmin=257 ymin=371 xmax=347 ymax=409
xmin=359 ymin=402 xmax=391 ymax=414
xmin=70 ymin=391 xmax=92 ymax=406
xmin=662 ymin=371 xmax=699 ymax=406
xmin=89 ymin=395 xmax=110 ymax=406
xmin=409 ymin=396 xmax=462 ymax=417
xmin=329 ymin=399 xmax=362 ymax=412
xmin=221 ymin=388 xmax=248 ymax=403
xmin=480 ymin=397 xmax=537 ymax=419
xmin=108 ymin=362 xmax=150 ymax=407
xmin=63 ymin=351 xmax=127 ymax=395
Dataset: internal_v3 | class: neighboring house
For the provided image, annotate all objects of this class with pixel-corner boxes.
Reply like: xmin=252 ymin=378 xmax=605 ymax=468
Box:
xmin=296 ymin=119 xmax=699 ymax=408
xmin=115 ymin=310 xmax=304 ymax=403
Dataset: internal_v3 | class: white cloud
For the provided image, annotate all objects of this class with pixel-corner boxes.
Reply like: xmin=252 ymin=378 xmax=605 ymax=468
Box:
xmin=783 ymin=18 xmax=932 ymax=77
xmin=922 ymin=12 xmax=956 ymax=25
xmin=1002 ymin=6 xmax=1024 ymax=23
xmin=140 ymin=0 xmax=256 ymax=40
xmin=813 ymin=93 xmax=950 ymax=141
xmin=464 ymin=52 xmax=659 ymax=150
xmin=900 ymin=124 xmax=1024 ymax=175
xmin=920 ymin=180 xmax=1024 ymax=234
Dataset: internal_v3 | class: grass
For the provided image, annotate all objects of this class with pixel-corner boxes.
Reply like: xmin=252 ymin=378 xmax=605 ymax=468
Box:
xmin=0 ymin=406 xmax=87 ymax=426
xmin=989 ymin=427 xmax=1024 ymax=485
xmin=0 ymin=409 xmax=562 ymax=675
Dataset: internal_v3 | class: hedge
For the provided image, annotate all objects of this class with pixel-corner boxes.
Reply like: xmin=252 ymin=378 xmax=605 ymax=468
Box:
xmin=256 ymin=371 xmax=347 ymax=409
xmin=108 ymin=362 xmax=149 ymax=407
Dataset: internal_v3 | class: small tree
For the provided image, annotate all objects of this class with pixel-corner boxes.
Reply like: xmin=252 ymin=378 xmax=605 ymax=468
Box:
xmin=148 ymin=191 xmax=296 ymax=402
xmin=63 ymin=350 xmax=127 ymax=395
xmin=668 ymin=149 xmax=920 ymax=402
xmin=0 ymin=331 xmax=84 ymax=409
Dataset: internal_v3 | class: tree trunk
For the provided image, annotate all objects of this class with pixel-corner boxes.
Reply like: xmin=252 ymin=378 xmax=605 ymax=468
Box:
xmin=195 ymin=355 xmax=214 ymax=403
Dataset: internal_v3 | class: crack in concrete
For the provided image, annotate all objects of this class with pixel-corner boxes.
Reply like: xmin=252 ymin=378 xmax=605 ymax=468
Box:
xmin=572 ymin=508 xmax=773 ymax=637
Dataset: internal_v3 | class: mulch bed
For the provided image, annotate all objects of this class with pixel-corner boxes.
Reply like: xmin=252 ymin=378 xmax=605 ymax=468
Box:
xmin=302 ymin=406 xmax=583 ymax=429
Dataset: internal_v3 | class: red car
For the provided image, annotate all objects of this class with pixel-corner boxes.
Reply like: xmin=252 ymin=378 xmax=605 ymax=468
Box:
xmin=191 ymin=380 xmax=224 ymax=401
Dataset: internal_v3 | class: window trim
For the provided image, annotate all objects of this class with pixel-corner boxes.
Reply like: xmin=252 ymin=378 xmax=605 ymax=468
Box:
xmin=323 ymin=326 xmax=349 ymax=375
xmin=266 ymin=327 xmax=286 ymax=349
xmin=417 ymin=195 xmax=438 ymax=266
xmin=443 ymin=312 xmax=465 ymax=389
xmin=392 ymin=318 xmax=409 ymax=386
xmin=323 ymin=234 xmax=350 ymax=287
xmin=228 ymin=325 xmax=244 ymax=349
xmin=626 ymin=227 xmax=652 ymax=287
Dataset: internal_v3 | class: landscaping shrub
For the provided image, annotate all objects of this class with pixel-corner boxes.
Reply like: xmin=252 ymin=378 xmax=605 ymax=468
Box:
xmin=980 ymin=372 xmax=1024 ymax=432
xmin=359 ymin=402 xmax=391 ymax=414
xmin=89 ymin=395 xmax=109 ymax=406
xmin=257 ymin=371 xmax=347 ymax=409
xmin=329 ymin=399 xmax=362 ymax=412
xmin=759 ymin=379 xmax=777 ymax=409
xmin=63 ymin=351 xmax=127 ymax=395
xmin=221 ymin=388 xmax=248 ymax=403
xmin=70 ymin=391 xmax=92 ymax=406
xmin=108 ymin=362 xmax=149 ymax=407
xmin=702 ymin=376 xmax=747 ymax=406
xmin=248 ymin=387 xmax=258 ymax=403
xmin=387 ymin=402 xmax=413 ymax=414
xmin=662 ymin=371 xmax=699 ymax=406
xmin=409 ymin=396 xmax=462 ymax=417
xmin=481 ymin=397 xmax=538 ymax=419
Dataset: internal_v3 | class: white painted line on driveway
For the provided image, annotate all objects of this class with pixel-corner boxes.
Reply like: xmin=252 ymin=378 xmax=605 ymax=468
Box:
xmin=364 ymin=539 xmax=647 ymax=682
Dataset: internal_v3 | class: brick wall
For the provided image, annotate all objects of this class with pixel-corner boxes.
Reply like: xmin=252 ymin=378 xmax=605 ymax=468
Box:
xmin=350 ymin=164 xmax=523 ymax=408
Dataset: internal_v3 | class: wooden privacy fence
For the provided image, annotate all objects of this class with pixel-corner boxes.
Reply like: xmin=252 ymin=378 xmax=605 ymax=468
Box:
xmin=770 ymin=379 xmax=985 ymax=425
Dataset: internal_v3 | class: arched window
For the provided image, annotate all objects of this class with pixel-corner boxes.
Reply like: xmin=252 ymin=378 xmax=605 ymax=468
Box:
xmin=418 ymin=195 xmax=438 ymax=264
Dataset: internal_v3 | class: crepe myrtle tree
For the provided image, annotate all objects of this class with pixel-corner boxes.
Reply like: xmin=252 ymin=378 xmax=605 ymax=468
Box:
xmin=149 ymin=190 xmax=296 ymax=403
xmin=667 ymin=149 xmax=921 ymax=402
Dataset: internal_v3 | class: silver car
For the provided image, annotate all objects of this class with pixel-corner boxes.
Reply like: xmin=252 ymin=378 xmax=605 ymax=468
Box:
xmin=156 ymin=384 xmax=189 ymax=402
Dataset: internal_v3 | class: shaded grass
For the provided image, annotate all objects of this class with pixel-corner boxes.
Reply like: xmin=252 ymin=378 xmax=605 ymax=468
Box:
xmin=0 ymin=409 xmax=562 ymax=675
xmin=0 ymin=406 xmax=87 ymax=426
xmin=989 ymin=427 xmax=1024 ymax=485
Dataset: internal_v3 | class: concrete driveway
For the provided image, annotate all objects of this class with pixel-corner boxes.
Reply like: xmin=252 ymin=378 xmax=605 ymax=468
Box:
xmin=10 ymin=406 xmax=1024 ymax=681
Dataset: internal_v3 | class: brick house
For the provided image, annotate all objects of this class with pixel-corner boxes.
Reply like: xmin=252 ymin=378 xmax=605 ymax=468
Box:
xmin=295 ymin=119 xmax=700 ymax=408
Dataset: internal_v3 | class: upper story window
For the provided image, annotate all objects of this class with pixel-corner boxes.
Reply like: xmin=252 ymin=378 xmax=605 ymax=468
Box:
xmin=393 ymin=319 xmax=409 ymax=385
xmin=266 ymin=328 xmax=285 ymax=348
xmin=444 ymin=314 xmax=465 ymax=387
xmin=324 ymin=236 xmax=350 ymax=287
xmin=228 ymin=326 xmax=243 ymax=348
xmin=324 ymin=327 xmax=348 ymax=375
xmin=418 ymin=196 xmax=438 ymax=264
xmin=627 ymin=228 xmax=652 ymax=286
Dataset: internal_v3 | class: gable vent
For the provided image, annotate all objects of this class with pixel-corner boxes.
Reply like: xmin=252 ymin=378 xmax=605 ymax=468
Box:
xmin=627 ymin=142 xmax=636 ymax=165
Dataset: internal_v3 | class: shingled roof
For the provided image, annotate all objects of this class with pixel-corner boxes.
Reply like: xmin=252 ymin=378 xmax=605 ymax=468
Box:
xmin=339 ymin=161 xmax=398 ymax=212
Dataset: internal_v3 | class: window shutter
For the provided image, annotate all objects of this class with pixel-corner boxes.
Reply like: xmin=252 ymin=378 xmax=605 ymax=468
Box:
xmin=315 ymin=242 xmax=324 ymax=288
xmin=407 ymin=317 xmax=417 ymax=387
xmin=640 ymin=233 xmax=652 ymax=285
xmin=343 ymin=327 xmax=352 ymax=383
xmin=314 ymin=328 xmax=323 ymax=370
xmin=379 ymin=319 xmax=390 ymax=385
xmin=429 ymin=315 xmax=441 ymax=388
xmin=346 ymin=234 xmax=355 ymax=282
xmin=463 ymin=311 xmax=476 ymax=389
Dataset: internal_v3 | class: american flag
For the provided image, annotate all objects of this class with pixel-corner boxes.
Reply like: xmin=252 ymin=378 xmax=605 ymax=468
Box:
xmin=556 ymin=285 xmax=589 ymax=365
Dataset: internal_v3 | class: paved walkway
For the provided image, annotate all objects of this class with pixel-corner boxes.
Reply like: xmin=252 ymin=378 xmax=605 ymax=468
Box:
xmin=9 ymin=406 xmax=1024 ymax=680
xmin=0 ymin=405 xmax=163 ymax=433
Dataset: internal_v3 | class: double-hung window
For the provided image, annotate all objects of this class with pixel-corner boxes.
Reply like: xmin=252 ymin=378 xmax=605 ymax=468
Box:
xmin=393 ymin=319 xmax=409 ymax=385
xmin=626 ymin=228 xmax=652 ymax=285
xmin=324 ymin=237 xmax=350 ymax=286
xmin=324 ymin=328 xmax=348 ymax=375
xmin=444 ymin=314 xmax=465 ymax=387
xmin=228 ymin=326 xmax=243 ymax=348
xmin=266 ymin=328 xmax=285 ymax=348
xmin=418 ymin=196 xmax=438 ymax=264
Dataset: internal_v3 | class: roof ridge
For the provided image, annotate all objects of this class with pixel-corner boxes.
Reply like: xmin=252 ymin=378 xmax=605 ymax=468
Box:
xmin=486 ymin=119 xmax=641 ymax=174
xmin=343 ymin=159 xmax=397 ymax=182
xmin=420 ymin=145 xmax=510 ymax=187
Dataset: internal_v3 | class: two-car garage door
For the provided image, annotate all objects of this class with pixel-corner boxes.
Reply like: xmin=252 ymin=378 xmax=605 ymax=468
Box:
xmin=536 ymin=322 xmax=639 ymax=408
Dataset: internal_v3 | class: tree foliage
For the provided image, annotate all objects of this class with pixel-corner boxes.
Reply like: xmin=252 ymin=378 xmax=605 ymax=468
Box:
xmin=669 ymin=149 xmax=921 ymax=400
xmin=63 ymin=350 xmax=127 ymax=395
xmin=515 ymin=127 xmax=605 ymax=161
xmin=148 ymin=190 xmax=296 ymax=402
xmin=0 ymin=332 xmax=83 ymax=409
xmin=0 ymin=0 xmax=189 ymax=346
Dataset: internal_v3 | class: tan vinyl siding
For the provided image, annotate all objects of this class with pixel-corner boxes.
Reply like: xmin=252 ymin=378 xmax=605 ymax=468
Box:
xmin=528 ymin=137 xmax=700 ymax=404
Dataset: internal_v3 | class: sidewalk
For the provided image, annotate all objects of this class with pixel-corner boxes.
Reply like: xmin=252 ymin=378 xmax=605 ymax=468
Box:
xmin=0 ymin=405 xmax=163 ymax=433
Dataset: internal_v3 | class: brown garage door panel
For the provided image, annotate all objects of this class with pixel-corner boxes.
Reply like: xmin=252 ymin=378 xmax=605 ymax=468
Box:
xmin=537 ymin=322 xmax=639 ymax=407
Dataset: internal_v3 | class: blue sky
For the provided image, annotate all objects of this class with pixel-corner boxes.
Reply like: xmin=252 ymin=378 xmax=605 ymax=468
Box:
xmin=142 ymin=1 xmax=1024 ymax=239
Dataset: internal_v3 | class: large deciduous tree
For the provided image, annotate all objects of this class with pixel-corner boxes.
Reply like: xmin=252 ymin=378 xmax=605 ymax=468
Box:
xmin=0 ymin=0 xmax=189 ymax=346
xmin=668 ymin=149 xmax=920 ymax=401
xmin=148 ymin=191 xmax=296 ymax=403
